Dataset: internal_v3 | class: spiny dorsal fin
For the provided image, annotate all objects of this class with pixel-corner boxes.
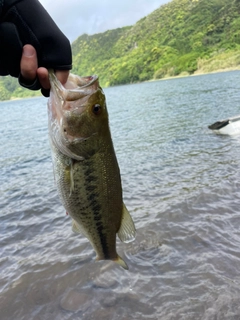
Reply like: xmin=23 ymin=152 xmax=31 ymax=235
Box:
xmin=118 ymin=203 xmax=136 ymax=243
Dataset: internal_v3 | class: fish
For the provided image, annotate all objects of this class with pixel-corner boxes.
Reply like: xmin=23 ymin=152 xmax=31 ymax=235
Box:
xmin=47 ymin=70 xmax=136 ymax=270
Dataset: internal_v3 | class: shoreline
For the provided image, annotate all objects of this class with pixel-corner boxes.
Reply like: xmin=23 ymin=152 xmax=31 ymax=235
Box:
xmin=4 ymin=66 xmax=240 ymax=102
xmin=9 ymin=94 xmax=42 ymax=101
xmin=157 ymin=66 xmax=240 ymax=82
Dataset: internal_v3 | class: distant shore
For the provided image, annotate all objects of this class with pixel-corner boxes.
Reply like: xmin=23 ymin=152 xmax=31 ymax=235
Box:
xmin=160 ymin=66 xmax=240 ymax=81
xmin=5 ymin=66 xmax=240 ymax=102
xmin=9 ymin=93 xmax=42 ymax=101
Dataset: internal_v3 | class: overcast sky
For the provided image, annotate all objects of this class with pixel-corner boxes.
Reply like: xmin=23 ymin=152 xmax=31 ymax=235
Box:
xmin=39 ymin=0 xmax=171 ymax=43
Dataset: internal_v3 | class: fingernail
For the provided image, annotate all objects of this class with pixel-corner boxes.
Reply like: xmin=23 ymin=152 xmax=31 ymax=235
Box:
xmin=23 ymin=45 xmax=35 ymax=57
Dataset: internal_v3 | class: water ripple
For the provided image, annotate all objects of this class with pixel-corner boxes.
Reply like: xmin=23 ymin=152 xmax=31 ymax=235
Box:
xmin=1 ymin=72 xmax=240 ymax=319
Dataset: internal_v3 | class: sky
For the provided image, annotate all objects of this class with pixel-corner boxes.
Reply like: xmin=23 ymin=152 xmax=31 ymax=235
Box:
xmin=39 ymin=0 xmax=171 ymax=43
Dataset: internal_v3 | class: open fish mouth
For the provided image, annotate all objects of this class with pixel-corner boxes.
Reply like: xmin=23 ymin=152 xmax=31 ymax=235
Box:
xmin=49 ymin=70 xmax=99 ymax=102
xmin=48 ymin=70 xmax=100 ymax=160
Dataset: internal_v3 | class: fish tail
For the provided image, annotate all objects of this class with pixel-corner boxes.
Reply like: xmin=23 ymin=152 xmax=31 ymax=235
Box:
xmin=113 ymin=255 xmax=129 ymax=270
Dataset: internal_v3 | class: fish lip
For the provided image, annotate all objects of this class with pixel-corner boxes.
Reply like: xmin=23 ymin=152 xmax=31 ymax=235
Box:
xmin=65 ymin=76 xmax=99 ymax=101
xmin=73 ymin=75 xmax=99 ymax=88
xmin=49 ymin=70 xmax=99 ymax=102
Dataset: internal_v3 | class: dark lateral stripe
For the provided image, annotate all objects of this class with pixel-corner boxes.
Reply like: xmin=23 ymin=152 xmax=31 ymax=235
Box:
xmin=93 ymin=215 xmax=101 ymax=221
xmin=84 ymin=165 xmax=110 ymax=258
xmin=93 ymin=204 xmax=101 ymax=212
xmin=96 ymin=222 xmax=110 ymax=259
xmin=85 ymin=185 xmax=97 ymax=192
xmin=87 ymin=193 xmax=98 ymax=202
xmin=92 ymin=205 xmax=110 ymax=259
xmin=85 ymin=175 xmax=98 ymax=183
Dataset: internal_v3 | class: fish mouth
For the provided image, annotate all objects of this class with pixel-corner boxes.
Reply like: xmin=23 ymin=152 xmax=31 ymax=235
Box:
xmin=49 ymin=70 xmax=99 ymax=102
xmin=48 ymin=70 xmax=99 ymax=160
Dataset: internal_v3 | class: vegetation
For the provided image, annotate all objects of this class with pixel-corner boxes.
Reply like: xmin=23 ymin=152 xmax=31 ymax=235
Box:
xmin=2 ymin=0 xmax=240 ymax=100
xmin=0 ymin=75 xmax=43 ymax=100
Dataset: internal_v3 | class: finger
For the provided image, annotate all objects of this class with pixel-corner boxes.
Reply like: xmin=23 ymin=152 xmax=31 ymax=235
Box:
xmin=37 ymin=69 xmax=69 ymax=89
xmin=55 ymin=70 xmax=69 ymax=85
xmin=20 ymin=45 xmax=38 ymax=81
xmin=37 ymin=67 xmax=50 ymax=89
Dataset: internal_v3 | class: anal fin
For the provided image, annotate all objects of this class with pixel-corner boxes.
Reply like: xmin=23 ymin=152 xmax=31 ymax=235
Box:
xmin=117 ymin=203 xmax=136 ymax=243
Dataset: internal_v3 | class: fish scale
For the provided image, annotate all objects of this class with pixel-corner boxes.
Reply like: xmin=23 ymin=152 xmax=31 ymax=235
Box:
xmin=48 ymin=70 xmax=136 ymax=269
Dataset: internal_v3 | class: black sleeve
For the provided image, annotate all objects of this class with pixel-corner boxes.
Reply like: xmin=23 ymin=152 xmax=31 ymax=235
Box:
xmin=0 ymin=0 xmax=72 ymax=94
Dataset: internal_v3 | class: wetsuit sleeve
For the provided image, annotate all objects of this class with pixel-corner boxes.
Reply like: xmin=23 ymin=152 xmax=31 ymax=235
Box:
xmin=0 ymin=0 xmax=72 ymax=95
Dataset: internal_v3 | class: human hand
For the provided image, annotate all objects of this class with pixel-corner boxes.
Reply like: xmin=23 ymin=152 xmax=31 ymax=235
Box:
xmin=0 ymin=0 xmax=72 ymax=96
xmin=20 ymin=45 xmax=69 ymax=95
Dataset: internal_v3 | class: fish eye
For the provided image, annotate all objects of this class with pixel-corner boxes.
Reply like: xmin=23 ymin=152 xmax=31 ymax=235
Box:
xmin=92 ymin=104 xmax=101 ymax=115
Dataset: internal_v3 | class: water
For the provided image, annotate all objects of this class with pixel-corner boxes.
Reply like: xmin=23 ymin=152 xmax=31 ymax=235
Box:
xmin=1 ymin=71 xmax=240 ymax=319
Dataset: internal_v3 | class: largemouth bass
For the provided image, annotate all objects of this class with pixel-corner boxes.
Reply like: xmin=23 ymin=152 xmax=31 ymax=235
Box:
xmin=48 ymin=71 xmax=136 ymax=270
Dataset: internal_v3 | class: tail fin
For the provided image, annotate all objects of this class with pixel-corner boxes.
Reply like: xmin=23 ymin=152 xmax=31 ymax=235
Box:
xmin=113 ymin=255 xmax=129 ymax=270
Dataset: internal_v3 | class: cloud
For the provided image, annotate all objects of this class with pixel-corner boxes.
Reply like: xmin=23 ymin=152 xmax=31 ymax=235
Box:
xmin=39 ymin=0 xmax=170 ymax=42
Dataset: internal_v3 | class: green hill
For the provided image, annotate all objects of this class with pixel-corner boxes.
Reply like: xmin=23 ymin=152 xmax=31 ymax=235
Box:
xmin=1 ymin=0 xmax=240 ymax=100
xmin=72 ymin=0 xmax=240 ymax=86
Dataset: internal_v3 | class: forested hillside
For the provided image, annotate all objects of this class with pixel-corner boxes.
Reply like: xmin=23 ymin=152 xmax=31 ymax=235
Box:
xmin=72 ymin=0 xmax=240 ymax=86
xmin=1 ymin=0 xmax=240 ymax=100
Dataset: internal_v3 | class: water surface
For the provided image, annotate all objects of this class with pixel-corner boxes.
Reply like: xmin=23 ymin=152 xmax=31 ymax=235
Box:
xmin=1 ymin=71 xmax=240 ymax=319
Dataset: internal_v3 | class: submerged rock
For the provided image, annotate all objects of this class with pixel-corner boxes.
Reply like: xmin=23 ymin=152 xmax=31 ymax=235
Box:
xmin=100 ymin=295 xmax=118 ymax=307
xmin=93 ymin=274 xmax=118 ymax=289
xmin=60 ymin=290 xmax=91 ymax=313
xmin=92 ymin=262 xmax=119 ymax=289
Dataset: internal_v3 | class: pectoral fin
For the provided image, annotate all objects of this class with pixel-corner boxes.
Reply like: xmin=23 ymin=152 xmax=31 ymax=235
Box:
xmin=72 ymin=219 xmax=82 ymax=234
xmin=69 ymin=159 xmax=74 ymax=196
xmin=117 ymin=203 xmax=136 ymax=243
xmin=72 ymin=219 xmax=88 ymax=238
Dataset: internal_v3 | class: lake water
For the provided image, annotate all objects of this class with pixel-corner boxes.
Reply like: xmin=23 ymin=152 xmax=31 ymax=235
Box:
xmin=1 ymin=71 xmax=240 ymax=319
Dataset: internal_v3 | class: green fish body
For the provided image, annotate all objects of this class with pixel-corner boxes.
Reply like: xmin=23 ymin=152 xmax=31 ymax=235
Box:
xmin=48 ymin=71 xmax=135 ymax=269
